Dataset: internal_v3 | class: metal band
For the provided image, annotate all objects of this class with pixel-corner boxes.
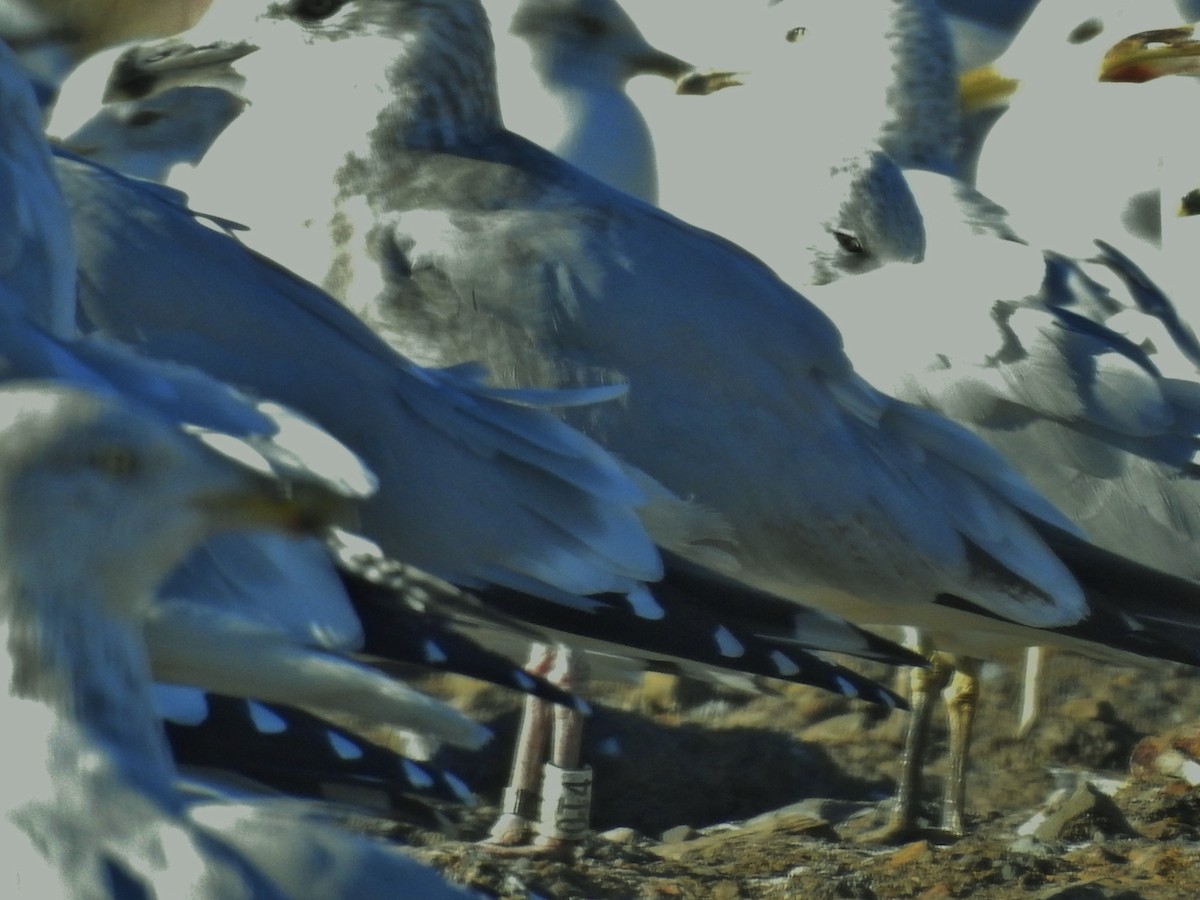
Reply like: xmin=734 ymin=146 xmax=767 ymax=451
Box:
xmin=499 ymin=786 xmax=540 ymax=822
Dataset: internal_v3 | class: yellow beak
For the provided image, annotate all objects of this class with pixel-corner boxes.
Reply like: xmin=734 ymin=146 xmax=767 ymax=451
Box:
xmin=959 ymin=63 xmax=1021 ymax=114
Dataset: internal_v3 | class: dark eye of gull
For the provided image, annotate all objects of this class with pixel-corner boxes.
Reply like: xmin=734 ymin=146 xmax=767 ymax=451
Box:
xmin=834 ymin=229 xmax=865 ymax=255
xmin=292 ymin=0 xmax=345 ymax=22
xmin=1181 ymin=189 xmax=1200 ymax=217
xmin=1067 ymin=17 xmax=1103 ymax=45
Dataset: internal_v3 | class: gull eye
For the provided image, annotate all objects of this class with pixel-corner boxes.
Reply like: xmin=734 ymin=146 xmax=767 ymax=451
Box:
xmin=1067 ymin=17 xmax=1103 ymax=45
xmin=126 ymin=109 xmax=166 ymax=128
xmin=1181 ymin=189 xmax=1200 ymax=217
xmin=786 ymin=26 xmax=806 ymax=43
xmin=292 ymin=0 xmax=344 ymax=22
xmin=834 ymin=229 xmax=865 ymax=254
xmin=88 ymin=446 xmax=142 ymax=480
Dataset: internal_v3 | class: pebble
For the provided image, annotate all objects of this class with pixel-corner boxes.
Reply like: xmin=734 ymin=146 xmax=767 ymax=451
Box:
xmin=660 ymin=825 xmax=698 ymax=844
xmin=600 ymin=826 xmax=643 ymax=844
xmin=1032 ymin=783 xmax=1136 ymax=843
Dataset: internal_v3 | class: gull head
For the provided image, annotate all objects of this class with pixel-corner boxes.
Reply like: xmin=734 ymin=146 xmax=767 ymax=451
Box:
xmin=62 ymin=85 xmax=246 ymax=182
xmin=171 ymin=0 xmax=491 ymax=53
xmin=802 ymin=150 xmax=926 ymax=286
xmin=506 ymin=0 xmax=738 ymax=94
xmin=0 ymin=384 xmax=353 ymax=614
xmin=115 ymin=0 xmax=505 ymax=157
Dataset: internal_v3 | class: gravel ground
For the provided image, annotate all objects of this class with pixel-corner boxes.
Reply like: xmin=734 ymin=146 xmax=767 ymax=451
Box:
xmin=384 ymin=649 xmax=1200 ymax=898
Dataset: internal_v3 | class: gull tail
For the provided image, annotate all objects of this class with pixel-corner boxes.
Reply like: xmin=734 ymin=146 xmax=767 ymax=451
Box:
xmin=941 ymin=522 xmax=1200 ymax=667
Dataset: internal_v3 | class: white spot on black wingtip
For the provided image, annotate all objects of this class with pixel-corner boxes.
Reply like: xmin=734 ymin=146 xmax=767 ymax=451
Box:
xmin=401 ymin=759 xmax=435 ymax=789
xmin=714 ymin=625 xmax=745 ymax=658
xmin=626 ymin=584 xmax=665 ymax=620
xmin=153 ymin=684 xmax=210 ymax=725
xmin=247 ymin=701 xmax=288 ymax=734
xmin=513 ymin=669 xmax=536 ymax=692
xmin=328 ymin=730 xmax=364 ymax=760
xmin=597 ymin=736 xmax=622 ymax=757
xmin=423 ymin=638 xmax=448 ymax=664
xmin=835 ymin=675 xmax=859 ymax=699
xmin=769 ymin=649 xmax=801 ymax=677
xmin=445 ymin=771 xmax=476 ymax=805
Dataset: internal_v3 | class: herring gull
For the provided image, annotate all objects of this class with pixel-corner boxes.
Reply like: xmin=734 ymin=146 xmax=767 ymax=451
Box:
xmin=0 ymin=382 xmax=470 ymax=898
xmin=61 ymin=85 xmax=245 ymax=182
xmin=489 ymin=0 xmax=738 ymax=204
xmin=0 ymin=33 xmax=528 ymax=750
xmin=18 ymin=38 xmax=927 ymax=858
xmin=127 ymin=0 xmax=1200 ymax=848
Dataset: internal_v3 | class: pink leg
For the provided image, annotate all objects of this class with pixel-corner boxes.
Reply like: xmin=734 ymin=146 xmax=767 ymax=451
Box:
xmin=535 ymin=648 xmax=592 ymax=852
xmin=484 ymin=643 xmax=555 ymax=847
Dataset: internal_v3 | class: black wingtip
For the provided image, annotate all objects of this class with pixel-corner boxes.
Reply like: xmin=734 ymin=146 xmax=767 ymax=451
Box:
xmin=163 ymin=694 xmax=476 ymax=807
xmin=340 ymin=569 xmax=590 ymax=711
xmin=855 ymin=629 xmax=929 ymax=669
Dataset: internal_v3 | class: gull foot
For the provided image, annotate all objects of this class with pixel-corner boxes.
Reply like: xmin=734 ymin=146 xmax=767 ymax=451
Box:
xmin=856 ymin=817 xmax=924 ymax=846
xmin=481 ymin=813 xmax=533 ymax=848
xmin=480 ymin=836 xmax=578 ymax=861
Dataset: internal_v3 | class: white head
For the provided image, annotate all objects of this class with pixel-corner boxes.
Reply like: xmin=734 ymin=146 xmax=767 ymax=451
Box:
xmin=0 ymin=384 xmax=344 ymax=612
xmin=503 ymin=0 xmax=695 ymax=88
xmin=62 ymin=86 xmax=245 ymax=182
xmin=800 ymin=150 xmax=926 ymax=286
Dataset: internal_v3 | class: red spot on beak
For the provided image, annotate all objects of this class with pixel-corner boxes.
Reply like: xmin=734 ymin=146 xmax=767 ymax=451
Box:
xmin=1101 ymin=63 xmax=1158 ymax=83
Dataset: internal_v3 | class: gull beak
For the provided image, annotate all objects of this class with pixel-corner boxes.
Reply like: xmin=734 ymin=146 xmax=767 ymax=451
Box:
xmin=628 ymin=47 xmax=742 ymax=96
xmin=195 ymin=478 xmax=355 ymax=536
xmin=958 ymin=63 xmax=1021 ymax=114
xmin=1178 ymin=188 xmax=1200 ymax=217
xmin=674 ymin=67 xmax=744 ymax=96
xmin=184 ymin=425 xmax=369 ymax=536
xmin=1099 ymin=25 xmax=1200 ymax=83
xmin=106 ymin=37 xmax=258 ymax=100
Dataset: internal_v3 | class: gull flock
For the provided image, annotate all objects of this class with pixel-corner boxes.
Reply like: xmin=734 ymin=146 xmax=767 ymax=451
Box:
xmin=6 ymin=0 xmax=1200 ymax=893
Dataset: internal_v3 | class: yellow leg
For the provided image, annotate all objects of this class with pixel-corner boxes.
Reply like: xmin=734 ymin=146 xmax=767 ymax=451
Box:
xmin=485 ymin=643 xmax=554 ymax=847
xmin=861 ymin=638 xmax=953 ymax=843
xmin=536 ymin=648 xmax=592 ymax=852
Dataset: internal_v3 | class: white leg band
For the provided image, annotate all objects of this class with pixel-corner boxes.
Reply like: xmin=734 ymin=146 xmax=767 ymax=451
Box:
xmin=536 ymin=763 xmax=592 ymax=841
